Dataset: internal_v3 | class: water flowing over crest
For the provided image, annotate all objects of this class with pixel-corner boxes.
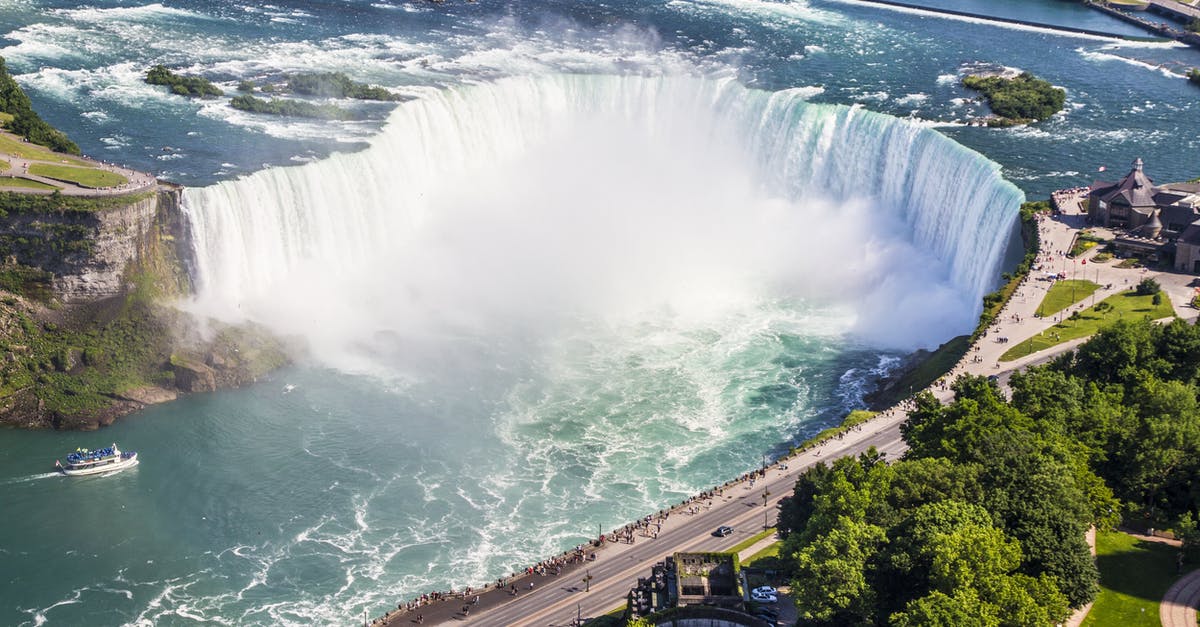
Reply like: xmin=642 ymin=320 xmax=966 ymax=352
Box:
xmin=183 ymin=74 xmax=1022 ymax=371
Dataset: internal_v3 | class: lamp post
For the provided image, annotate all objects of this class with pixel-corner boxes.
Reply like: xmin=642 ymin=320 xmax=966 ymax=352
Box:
xmin=762 ymin=487 xmax=771 ymax=528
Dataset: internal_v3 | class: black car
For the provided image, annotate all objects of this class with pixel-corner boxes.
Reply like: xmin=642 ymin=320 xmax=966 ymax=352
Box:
xmin=713 ymin=525 xmax=734 ymax=537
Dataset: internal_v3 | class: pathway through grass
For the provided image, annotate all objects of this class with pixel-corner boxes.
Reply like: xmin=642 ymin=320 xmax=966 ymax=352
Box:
xmin=0 ymin=176 xmax=58 ymax=190
xmin=1082 ymin=531 xmax=1180 ymax=627
xmin=1036 ymin=279 xmax=1099 ymax=317
xmin=1000 ymin=290 xmax=1174 ymax=361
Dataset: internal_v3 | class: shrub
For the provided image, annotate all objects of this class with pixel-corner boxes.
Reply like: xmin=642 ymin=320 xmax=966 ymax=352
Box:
xmin=1136 ymin=277 xmax=1161 ymax=296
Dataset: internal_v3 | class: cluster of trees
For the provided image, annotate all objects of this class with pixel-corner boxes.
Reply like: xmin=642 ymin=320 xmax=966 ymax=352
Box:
xmin=285 ymin=72 xmax=402 ymax=101
xmin=962 ymin=72 xmax=1066 ymax=124
xmin=229 ymin=95 xmax=358 ymax=120
xmin=0 ymin=57 xmax=79 ymax=154
xmin=1189 ymin=68 xmax=1200 ymax=87
xmin=778 ymin=316 xmax=1200 ymax=625
xmin=144 ymin=65 xmax=224 ymax=98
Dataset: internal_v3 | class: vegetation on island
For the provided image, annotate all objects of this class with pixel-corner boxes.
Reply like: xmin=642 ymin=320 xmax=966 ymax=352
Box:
xmin=285 ymin=72 xmax=403 ymax=101
xmin=144 ymin=65 xmax=224 ymax=98
xmin=962 ymin=72 xmax=1066 ymax=126
xmin=0 ymin=57 xmax=79 ymax=155
xmin=776 ymin=313 xmax=1200 ymax=625
xmin=1189 ymin=68 xmax=1200 ymax=87
xmin=229 ymin=94 xmax=357 ymax=120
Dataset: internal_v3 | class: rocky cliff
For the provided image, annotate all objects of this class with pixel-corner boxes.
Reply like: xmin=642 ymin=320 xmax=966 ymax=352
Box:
xmin=0 ymin=186 xmax=288 ymax=429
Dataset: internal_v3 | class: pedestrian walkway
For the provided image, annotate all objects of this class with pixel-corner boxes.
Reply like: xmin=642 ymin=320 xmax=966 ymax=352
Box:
xmin=1160 ymin=568 xmax=1200 ymax=627
xmin=0 ymin=130 xmax=156 ymax=197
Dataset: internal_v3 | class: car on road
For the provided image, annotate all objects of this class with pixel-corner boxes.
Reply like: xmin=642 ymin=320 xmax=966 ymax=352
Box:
xmin=713 ymin=525 xmax=734 ymax=537
xmin=750 ymin=590 xmax=777 ymax=603
xmin=752 ymin=586 xmax=778 ymax=596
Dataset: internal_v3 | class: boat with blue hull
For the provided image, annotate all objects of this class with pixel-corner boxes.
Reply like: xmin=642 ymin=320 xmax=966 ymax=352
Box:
xmin=55 ymin=444 xmax=138 ymax=477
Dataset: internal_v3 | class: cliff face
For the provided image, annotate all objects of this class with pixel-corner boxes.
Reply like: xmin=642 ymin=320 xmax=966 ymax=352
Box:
xmin=0 ymin=186 xmax=287 ymax=429
xmin=0 ymin=187 xmax=191 ymax=302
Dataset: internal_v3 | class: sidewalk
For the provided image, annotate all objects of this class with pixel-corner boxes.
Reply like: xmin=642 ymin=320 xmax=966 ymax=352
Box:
xmin=1161 ymin=568 xmax=1200 ymax=627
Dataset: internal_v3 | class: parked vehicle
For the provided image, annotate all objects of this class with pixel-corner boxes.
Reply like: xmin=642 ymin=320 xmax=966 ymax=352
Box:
xmin=751 ymin=590 xmax=777 ymax=603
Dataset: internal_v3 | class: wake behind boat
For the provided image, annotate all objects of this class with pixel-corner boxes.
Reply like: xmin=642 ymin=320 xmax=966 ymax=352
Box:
xmin=55 ymin=443 xmax=138 ymax=477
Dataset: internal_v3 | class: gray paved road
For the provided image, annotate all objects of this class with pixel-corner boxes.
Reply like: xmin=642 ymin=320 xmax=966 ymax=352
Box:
xmin=444 ymin=414 xmax=908 ymax=626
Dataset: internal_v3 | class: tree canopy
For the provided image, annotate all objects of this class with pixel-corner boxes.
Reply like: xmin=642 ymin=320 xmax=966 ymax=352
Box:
xmin=778 ymin=316 xmax=1200 ymax=624
xmin=0 ymin=56 xmax=79 ymax=154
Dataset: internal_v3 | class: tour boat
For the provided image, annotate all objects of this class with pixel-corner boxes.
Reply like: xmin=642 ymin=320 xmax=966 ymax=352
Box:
xmin=55 ymin=443 xmax=138 ymax=476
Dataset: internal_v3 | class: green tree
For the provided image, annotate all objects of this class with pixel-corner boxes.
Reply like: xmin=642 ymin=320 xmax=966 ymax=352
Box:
xmin=892 ymin=589 xmax=998 ymax=627
xmin=791 ymin=516 xmax=885 ymax=625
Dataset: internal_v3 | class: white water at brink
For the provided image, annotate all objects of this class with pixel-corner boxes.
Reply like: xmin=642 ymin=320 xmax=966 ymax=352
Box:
xmin=182 ymin=74 xmax=1022 ymax=373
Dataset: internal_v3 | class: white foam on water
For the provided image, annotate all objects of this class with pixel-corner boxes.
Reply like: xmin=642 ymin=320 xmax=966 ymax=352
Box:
xmin=50 ymin=3 xmax=217 ymax=24
xmin=1076 ymin=47 xmax=1187 ymax=80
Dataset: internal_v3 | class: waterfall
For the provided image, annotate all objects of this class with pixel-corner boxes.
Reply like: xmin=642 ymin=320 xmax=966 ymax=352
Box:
xmin=182 ymin=74 xmax=1023 ymax=357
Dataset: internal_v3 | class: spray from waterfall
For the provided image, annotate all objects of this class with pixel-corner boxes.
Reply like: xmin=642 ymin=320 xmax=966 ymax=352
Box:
xmin=182 ymin=75 xmax=1023 ymax=374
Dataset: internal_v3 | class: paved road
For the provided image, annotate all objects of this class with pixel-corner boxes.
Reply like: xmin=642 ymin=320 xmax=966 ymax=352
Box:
xmin=421 ymin=414 xmax=908 ymax=626
xmin=1161 ymin=568 xmax=1200 ymax=627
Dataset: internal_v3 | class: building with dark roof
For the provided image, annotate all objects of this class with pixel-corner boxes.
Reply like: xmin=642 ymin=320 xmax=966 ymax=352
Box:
xmin=1086 ymin=158 xmax=1200 ymax=272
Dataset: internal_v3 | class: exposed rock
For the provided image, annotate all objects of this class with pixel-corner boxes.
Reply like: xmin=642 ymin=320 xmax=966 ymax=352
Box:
xmin=116 ymin=385 xmax=178 ymax=405
xmin=172 ymin=357 xmax=217 ymax=393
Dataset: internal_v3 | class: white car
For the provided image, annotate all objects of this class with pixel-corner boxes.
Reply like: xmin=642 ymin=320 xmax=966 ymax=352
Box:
xmin=751 ymin=590 xmax=777 ymax=603
xmin=752 ymin=586 xmax=778 ymax=596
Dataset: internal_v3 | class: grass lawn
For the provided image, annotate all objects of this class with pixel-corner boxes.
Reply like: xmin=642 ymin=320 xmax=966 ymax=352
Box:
xmin=0 ymin=159 xmax=7 ymax=171
xmin=744 ymin=542 xmax=781 ymax=566
xmin=0 ymin=176 xmax=59 ymax=190
xmin=28 ymin=163 xmax=127 ymax=188
xmin=1000 ymin=290 xmax=1174 ymax=361
xmin=1036 ymin=280 xmax=1100 ymax=317
xmin=1082 ymin=531 xmax=1180 ymax=627
xmin=731 ymin=527 xmax=778 ymax=555
xmin=0 ymin=133 xmax=88 ymax=166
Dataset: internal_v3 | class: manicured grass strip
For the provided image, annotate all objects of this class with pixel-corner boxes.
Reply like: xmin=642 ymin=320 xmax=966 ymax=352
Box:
xmin=0 ymin=133 xmax=88 ymax=166
xmin=1000 ymin=290 xmax=1174 ymax=361
xmin=0 ymin=159 xmax=8 ymax=171
xmin=1036 ymin=279 xmax=1100 ymax=317
xmin=1081 ymin=531 xmax=1178 ymax=627
xmin=0 ymin=176 xmax=59 ymax=190
xmin=730 ymin=527 xmax=777 ymax=555
xmin=28 ymin=163 xmax=127 ymax=188
xmin=744 ymin=542 xmax=781 ymax=565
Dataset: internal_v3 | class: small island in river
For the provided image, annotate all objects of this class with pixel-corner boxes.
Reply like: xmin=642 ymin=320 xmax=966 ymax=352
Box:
xmin=962 ymin=71 xmax=1066 ymax=127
